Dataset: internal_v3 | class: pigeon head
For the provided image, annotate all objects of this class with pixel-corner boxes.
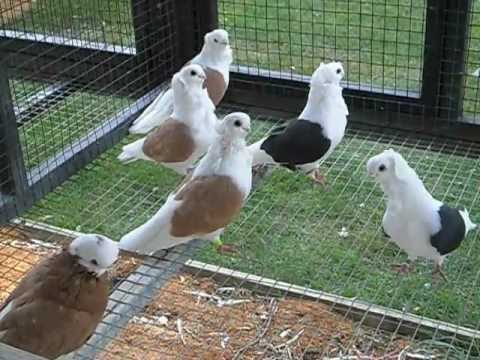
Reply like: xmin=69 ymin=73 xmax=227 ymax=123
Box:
xmin=311 ymin=61 xmax=344 ymax=86
xmin=174 ymin=64 xmax=207 ymax=90
xmin=367 ymin=148 xmax=416 ymax=183
xmin=69 ymin=234 xmax=119 ymax=276
xmin=205 ymin=29 xmax=230 ymax=48
xmin=216 ymin=112 xmax=251 ymax=139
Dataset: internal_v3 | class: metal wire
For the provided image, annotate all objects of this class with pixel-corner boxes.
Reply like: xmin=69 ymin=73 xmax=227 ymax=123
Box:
xmin=219 ymin=0 xmax=426 ymax=96
xmin=1 ymin=0 xmax=480 ymax=359
xmin=0 ymin=109 xmax=471 ymax=358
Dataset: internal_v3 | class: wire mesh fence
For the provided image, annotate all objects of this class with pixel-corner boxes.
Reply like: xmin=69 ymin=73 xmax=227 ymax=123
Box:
xmin=1 ymin=0 xmax=480 ymax=358
xmin=0 ymin=108 xmax=474 ymax=358
xmin=220 ymin=0 xmax=426 ymax=96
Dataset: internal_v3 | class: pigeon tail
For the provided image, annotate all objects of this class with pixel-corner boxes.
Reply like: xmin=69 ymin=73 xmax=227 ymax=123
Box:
xmin=129 ymin=88 xmax=174 ymax=134
xmin=460 ymin=208 xmax=477 ymax=234
xmin=117 ymin=138 xmax=148 ymax=164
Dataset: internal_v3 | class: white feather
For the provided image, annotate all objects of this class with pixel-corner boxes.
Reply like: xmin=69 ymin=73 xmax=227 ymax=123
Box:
xmin=248 ymin=62 xmax=348 ymax=171
xmin=368 ymin=149 xmax=474 ymax=264
xmin=459 ymin=208 xmax=477 ymax=235
xmin=119 ymin=113 xmax=252 ymax=255
xmin=129 ymin=88 xmax=174 ymax=134
xmin=248 ymin=138 xmax=275 ymax=167
xmin=129 ymin=30 xmax=232 ymax=135
xmin=119 ymin=65 xmax=218 ymax=175
xmin=119 ymin=195 xmax=181 ymax=254
xmin=117 ymin=137 xmax=152 ymax=164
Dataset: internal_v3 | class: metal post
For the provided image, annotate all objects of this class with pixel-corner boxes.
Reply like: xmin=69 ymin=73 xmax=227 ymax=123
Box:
xmin=0 ymin=69 xmax=30 ymax=221
xmin=173 ymin=0 xmax=197 ymax=69
xmin=131 ymin=0 xmax=171 ymax=94
xmin=421 ymin=0 xmax=472 ymax=122
xmin=196 ymin=0 xmax=219 ymax=41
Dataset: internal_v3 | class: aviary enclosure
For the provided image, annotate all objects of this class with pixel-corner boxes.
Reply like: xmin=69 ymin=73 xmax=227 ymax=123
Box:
xmin=0 ymin=0 xmax=480 ymax=358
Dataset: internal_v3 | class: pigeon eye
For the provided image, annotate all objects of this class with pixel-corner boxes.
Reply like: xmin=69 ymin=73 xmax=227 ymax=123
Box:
xmin=379 ymin=164 xmax=386 ymax=172
xmin=336 ymin=68 xmax=342 ymax=74
xmin=234 ymin=120 xmax=242 ymax=127
xmin=190 ymin=70 xmax=197 ymax=76
xmin=90 ymin=259 xmax=99 ymax=266
xmin=214 ymin=38 xmax=218 ymax=43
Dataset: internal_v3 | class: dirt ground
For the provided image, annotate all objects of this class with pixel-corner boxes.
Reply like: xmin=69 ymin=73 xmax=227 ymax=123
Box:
xmin=100 ymin=274 xmax=417 ymax=360
xmin=0 ymin=228 xmax=455 ymax=359
xmin=0 ymin=0 xmax=33 ymax=23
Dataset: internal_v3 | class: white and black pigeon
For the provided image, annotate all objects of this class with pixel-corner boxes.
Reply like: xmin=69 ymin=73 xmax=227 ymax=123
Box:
xmin=0 ymin=234 xmax=119 ymax=360
xmin=117 ymin=64 xmax=218 ymax=175
xmin=367 ymin=149 xmax=477 ymax=280
xmin=119 ymin=112 xmax=252 ymax=255
xmin=248 ymin=61 xmax=348 ymax=185
xmin=129 ymin=29 xmax=232 ymax=134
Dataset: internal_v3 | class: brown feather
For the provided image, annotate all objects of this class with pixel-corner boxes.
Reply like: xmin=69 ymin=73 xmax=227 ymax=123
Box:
xmin=142 ymin=118 xmax=195 ymax=163
xmin=0 ymin=251 xmax=110 ymax=359
xmin=181 ymin=61 xmax=226 ymax=106
xmin=171 ymin=175 xmax=244 ymax=237
xmin=204 ymin=67 xmax=227 ymax=106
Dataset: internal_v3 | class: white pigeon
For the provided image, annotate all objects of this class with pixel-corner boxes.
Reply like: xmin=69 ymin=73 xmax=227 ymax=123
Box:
xmin=367 ymin=149 xmax=477 ymax=280
xmin=129 ymin=29 xmax=233 ymax=134
xmin=117 ymin=64 xmax=218 ymax=175
xmin=0 ymin=234 xmax=118 ymax=360
xmin=119 ymin=112 xmax=253 ymax=255
xmin=248 ymin=61 xmax=349 ymax=185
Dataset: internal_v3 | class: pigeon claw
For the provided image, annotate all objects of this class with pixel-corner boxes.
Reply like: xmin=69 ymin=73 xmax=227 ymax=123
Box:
xmin=392 ymin=262 xmax=414 ymax=275
xmin=432 ymin=264 xmax=448 ymax=282
xmin=212 ymin=238 xmax=239 ymax=255
xmin=309 ymin=170 xmax=328 ymax=188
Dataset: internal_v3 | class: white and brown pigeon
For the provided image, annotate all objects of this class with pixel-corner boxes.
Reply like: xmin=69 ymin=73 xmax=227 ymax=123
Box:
xmin=248 ymin=61 xmax=348 ymax=185
xmin=117 ymin=64 xmax=218 ymax=175
xmin=129 ymin=29 xmax=232 ymax=134
xmin=119 ymin=112 xmax=253 ymax=255
xmin=0 ymin=234 xmax=118 ymax=360
xmin=367 ymin=149 xmax=477 ymax=280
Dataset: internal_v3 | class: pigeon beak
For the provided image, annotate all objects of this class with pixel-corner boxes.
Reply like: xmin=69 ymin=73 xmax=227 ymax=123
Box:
xmin=199 ymin=74 xmax=207 ymax=81
xmin=242 ymin=125 xmax=251 ymax=133
xmin=220 ymin=41 xmax=229 ymax=46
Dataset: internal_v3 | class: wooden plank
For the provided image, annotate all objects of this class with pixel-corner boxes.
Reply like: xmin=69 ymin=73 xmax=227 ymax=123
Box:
xmin=0 ymin=343 xmax=46 ymax=360
xmin=183 ymin=259 xmax=480 ymax=346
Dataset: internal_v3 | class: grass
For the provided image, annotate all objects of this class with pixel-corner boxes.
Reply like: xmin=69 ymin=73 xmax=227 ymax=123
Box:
xmin=4 ymin=0 xmax=480 ymax=118
xmin=3 ymin=0 xmax=480 ymax=349
xmin=17 ymin=88 xmax=131 ymax=169
xmin=2 ymin=0 xmax=134 ymax=47
xmin=25 ymin=111 xmax=480 ymax=334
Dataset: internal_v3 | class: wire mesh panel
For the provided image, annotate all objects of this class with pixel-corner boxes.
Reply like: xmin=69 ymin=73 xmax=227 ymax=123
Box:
xmin=0 ymin=0 xmax=135 ymax=48
xmin=0 ymin=0 xmax=180 ymax=221
xmin=464 ymin=0 xmax=480 ymax=124
xmin=10 ymin=108 xmax=478 ymax=358
xmin=220 ymin=0 xmax=426 ymax=96
xmin=0 ymin=0 xmax=479 ymax=358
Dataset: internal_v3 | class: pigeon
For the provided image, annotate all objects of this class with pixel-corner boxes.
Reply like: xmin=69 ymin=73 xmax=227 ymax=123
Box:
xmin=0 ymin=234 xmax=119 ymax=359
xmin=367 ymin=149 xmax=477 ymax=280
xmin=119 ymin=112 xmax=253 ymax=255
xmin=248 ymin=61 xmax=349 ymax=185
xmin=129 ymin=29 xmax=232 ymax=134
xmin=117 ymin=64 xmax=218 ymax=175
